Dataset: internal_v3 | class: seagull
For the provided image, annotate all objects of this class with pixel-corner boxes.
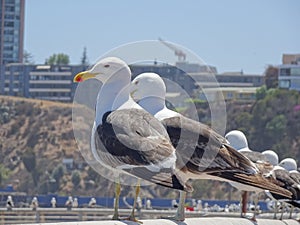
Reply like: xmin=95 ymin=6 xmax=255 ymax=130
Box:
xmin=225 ymin=130 xmax=281 ymax=220
xmin=73 ymin=57 xmax=190 ymax=222
xmin=273 ymin=158 xmax=300 ymax=219
xmin=130 ymin=72 xmax=292 ymax=221
xmin=6 ymin=195 xmax=14 ymax=210
xmin=261 ymin=150 xmax=279 ymax=167
xmin=65 ymin=196 xmax=73 ymax=210
xmin=30 ymin=197 xmax=39 ymax=210
xmin=278 ymin=158 xmax=298 ymax=172
xmin=288 ymin=170 xmax=300 ymax=218
xmin=72 ymin=197 xmax=79 ymax=208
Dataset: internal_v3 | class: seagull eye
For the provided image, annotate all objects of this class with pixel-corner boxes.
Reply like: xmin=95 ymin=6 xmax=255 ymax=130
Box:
xmin=134 ymin=80 xmax=139 ymax=85
xmin=104 ymin=64 xmax=110 ymax=68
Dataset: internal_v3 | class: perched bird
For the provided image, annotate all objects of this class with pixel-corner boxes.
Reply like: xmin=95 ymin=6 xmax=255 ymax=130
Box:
xmin=278 ymin=158 xmax=298 ymax=172
xmin=89 ymin=197 xmax=97 ymax=208
xmin=72 ymin=197 xmax=79 ymax=208
xmin=262 ymin=150 xmax=279 ymax=167
xmin=74 ymin=57 xmax=190 ymax=221
xmin=225 ymin=130 xmax=277 ymax=220
xmin=288 ymin=170 xmax=300 ymax=218
xmin=51 ymin=197 xmax=56 ymax=208
xmin=131 ymin=72 xmax=291 ymax=221
xmin=146 ymin=199 xmax=152 ymax=209
xmin=272 ymin=158 xmax=300 ymax=219
xmin=6 ymin=195 xmax=14 ymax=211
xmin=30 ymin=196 xmax=39 ymax=210
xmin=65 ymin=196 xmax=73 ymax=210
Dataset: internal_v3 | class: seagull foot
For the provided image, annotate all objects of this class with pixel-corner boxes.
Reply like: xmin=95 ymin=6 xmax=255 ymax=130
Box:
xmin=123 ymin=215 xmax=143 ymax=224
xmin=249 ymin=216 xmax=257 ymax=223
xmin=241 ymin=213 xmax=257 ymax=223
xmin=161 ymin=215 xmax=185 ymax=222
xmin=112 ymin=214 xmax=121 ymax=220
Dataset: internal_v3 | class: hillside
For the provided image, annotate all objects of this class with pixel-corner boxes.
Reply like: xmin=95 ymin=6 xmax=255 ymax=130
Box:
xmin=0 ymin=96 xmax=93 ymax=195
xmin=226 ymin=87 xmax=300 ymax=161
xmin=0 ymin=88 xmax=299 ymax=201
xmin=0 ymin=96 xmax=216 ymax=200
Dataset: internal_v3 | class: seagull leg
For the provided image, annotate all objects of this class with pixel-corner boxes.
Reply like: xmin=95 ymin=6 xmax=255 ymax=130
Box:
xmin=289 ymin=205 xmax=294 ymax=219
xmin=250 ymin=193 xmax=258 ymax=222
xmin=175 ymin=191 xmax=186 ymax=221
xmin=162 ymin=191 xmax=186 ymax=221
xmin=112 ymin=177 xmax=121 ymax=220
xmin=241 ymin=191 xmax=248 ymax=218
xmin=273 ymin=201 xmax=278 ymax=219
xmin=280 ymin=202 xmax=285 ymax=220
xmin=127 ymin=179 xmax=142 ymax=223
xmin=239 ymin=192 xmax=243 ymax=217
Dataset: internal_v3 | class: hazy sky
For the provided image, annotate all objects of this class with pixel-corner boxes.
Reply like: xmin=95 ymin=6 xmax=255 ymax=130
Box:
xmin=24 ymin=0 xmax=300 ymax=74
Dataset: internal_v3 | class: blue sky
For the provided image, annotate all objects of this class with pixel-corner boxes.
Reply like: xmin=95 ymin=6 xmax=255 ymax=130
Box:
xmin=24 ymin=0 xmax=300 ymax=74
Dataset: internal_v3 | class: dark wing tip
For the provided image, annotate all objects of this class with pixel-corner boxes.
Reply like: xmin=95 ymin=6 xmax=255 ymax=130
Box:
xmin=211 ymin=171 xmax=292 ymax=199
xmin=123 ymin=167 xmax=192 ymax=192
xmin=234 ymin=173 xmax=292 ymax=198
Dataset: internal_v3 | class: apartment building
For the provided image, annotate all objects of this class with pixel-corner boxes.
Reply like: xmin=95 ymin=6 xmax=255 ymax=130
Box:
xmin=278 ymin=54 xmax=300 ymax=91
xmin=0 ymin=63 xmax=86 ymax=102
xmin=0 ymin=0 xmax=25 ymax=64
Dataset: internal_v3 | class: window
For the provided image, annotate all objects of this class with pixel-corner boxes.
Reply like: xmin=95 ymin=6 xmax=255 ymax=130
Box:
xmin=291 ymin=67 xmax=300 ymax=76
xmin=30 ymin=75 xmax=37 ymax=80
xmin=227 ymin=92 xmax=233 ymax=99
xmin=280 ymin=68 xmax=290 ymax=76
xmin=279 ymin=80 xmax=290 ymax=88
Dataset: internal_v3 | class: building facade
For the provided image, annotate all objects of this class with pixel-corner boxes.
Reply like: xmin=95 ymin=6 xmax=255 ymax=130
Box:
xmin=278 ymin=64 xmax=300 ymax=91
xmin=0 ymin=62 xmax=265 ymax=103
xmin=0 ymin=0 xmax=25 ymax=65
xmin=278 ymin=54 xmax=300 ymax=91
xmin=0 ymin=63 xmax=87 ymax=102
xmin=130 ymin=63 xmax=197 ymax=96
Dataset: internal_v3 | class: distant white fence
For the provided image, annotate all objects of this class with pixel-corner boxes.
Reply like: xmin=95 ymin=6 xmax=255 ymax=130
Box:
xmin=0 ymin=208 xmax=299 ymax=224
xmin=28 ymin=218 xmax=300 ymax=225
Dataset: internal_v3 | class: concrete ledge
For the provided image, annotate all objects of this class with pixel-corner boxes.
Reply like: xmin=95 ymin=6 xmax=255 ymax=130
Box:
xmin=28 ymin=217 xmax=300 ymax=225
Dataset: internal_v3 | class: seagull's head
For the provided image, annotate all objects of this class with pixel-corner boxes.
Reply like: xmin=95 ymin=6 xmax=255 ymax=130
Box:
xmin=278 ymin=158 xmax=297 ymax=171
xmin=225 ymin=130 xmax=250 ymax=152
xmin=130 ymin=72 xmax=166 ymax=102
xmin=261 ymin=150 xmax=279 ymax=166
xmin=289 ymin=170 xmax=300 ymax=174
xmin=73 ymin=57 xmax=130 ymax=83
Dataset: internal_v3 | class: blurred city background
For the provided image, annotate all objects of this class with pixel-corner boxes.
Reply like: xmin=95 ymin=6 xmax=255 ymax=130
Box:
xmin=0 ymin=0 xmax=299 ymax=223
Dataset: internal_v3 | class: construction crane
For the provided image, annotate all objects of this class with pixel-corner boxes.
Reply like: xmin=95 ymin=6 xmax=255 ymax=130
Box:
xmin=158 ymin=37 xmax=186 ymax=62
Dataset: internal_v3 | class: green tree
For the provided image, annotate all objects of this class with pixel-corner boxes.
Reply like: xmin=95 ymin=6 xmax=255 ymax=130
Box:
xmin=22 ymin=149 xmax=39 ymax=185
xmin=266 ymin=114 xmax=287 ymax=139
xmin=52 ymin=164 xmax=65 ymax=183
xmin=23 ymin=50 xmax=34 ymax=64
xmin=46 ymin=53 xmax=70 ymax=65
xmin=265 ymin=66 xmax=278 ymax=89
xmin=22 ymin=149 xmax=36 ymax=172
xmin=256 ymin=85 xmax=267 ymax=100
xmin=0 ymin=164 xmax=10 ymax=186
xmin=71 ymin=170 xmax=81 ymax=188
xmin=81 ymin=47 xmax=88 ymax=66
xmin=87 ymin=167 xmax=100 ymax=181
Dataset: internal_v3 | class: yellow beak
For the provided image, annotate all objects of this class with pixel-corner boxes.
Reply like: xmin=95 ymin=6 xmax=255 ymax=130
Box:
xmin=73 ymin=71 xmax=99 ymax=83
xmin=130 ymin=89 xmax=137 ymax=99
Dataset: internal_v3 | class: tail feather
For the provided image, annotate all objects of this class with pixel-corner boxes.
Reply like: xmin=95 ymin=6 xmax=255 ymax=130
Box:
xmin=211 ymin=171 xmax=292 ymax=198
xmin=223 ymin=144 xmax=259 ymax=174
xmin=124 ymin=167 xmax=193 ymax=192
xmin=286 ymin=200 xmax=300 ymax=208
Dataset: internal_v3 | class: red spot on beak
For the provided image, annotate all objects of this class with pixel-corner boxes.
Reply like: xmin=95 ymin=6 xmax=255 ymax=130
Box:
xmin=75 ymin=75 xmax=83 ymax=82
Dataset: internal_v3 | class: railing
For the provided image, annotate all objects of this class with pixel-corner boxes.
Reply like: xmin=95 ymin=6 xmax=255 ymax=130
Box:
xmin=0 ymin=207 xmax=299 ymax=224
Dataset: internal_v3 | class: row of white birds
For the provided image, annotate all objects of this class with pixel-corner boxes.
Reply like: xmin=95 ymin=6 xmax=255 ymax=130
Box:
xmin=73 ymin=57 xmax=300 ymax=222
